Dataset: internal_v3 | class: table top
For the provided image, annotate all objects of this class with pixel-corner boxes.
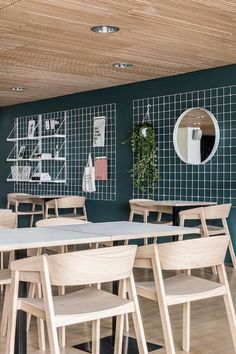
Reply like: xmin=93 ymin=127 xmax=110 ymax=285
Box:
xmin=0 ymin=209 xmax=12 ymax=213
xmin=0 ymin=221 xmax=199 ymax=251
xmin=135 ymin=200 xmax=216 ymax=208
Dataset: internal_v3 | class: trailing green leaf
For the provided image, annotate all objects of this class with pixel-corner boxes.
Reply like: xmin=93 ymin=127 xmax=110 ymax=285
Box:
xmin=130 ymin=122 xmax=160 ymax=197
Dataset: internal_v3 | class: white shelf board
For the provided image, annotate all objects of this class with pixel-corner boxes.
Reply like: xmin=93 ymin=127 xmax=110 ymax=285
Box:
xmin=7 ymin=157 xmax=66 ymax=162
xmin=7 ymin=178 xmax=66 ymax=183
xmin=7 ymin=134 xmax=66 ymax=142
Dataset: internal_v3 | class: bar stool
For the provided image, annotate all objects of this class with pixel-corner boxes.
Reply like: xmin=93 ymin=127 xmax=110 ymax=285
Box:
xmin=7 ymin=193 xmax=44 ymax=227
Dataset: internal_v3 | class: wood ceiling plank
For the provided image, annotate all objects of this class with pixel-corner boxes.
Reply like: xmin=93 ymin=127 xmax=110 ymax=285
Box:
xmin=1 ymin=0 xmax=236 ymax=106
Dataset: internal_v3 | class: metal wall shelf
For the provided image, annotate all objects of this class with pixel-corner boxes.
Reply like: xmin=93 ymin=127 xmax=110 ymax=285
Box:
xmin=7 ymin=112 xmax=67 ymax=185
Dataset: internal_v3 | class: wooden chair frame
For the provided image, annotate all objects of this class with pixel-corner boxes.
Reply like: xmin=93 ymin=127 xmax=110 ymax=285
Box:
xmin=7 ymin=193 xmax=44 ymax=227
xmin=135 ymin=236 xmax=236 ymax=354
xmin=7 ymin=246 xmax=148 ymax=354
xmin=129 ymin=199 xmax=173 ymax=245
xmin=45 ymin=196 xmax=87 ymax=221
xmin=179 ymin=204 xmax=236 ymax=270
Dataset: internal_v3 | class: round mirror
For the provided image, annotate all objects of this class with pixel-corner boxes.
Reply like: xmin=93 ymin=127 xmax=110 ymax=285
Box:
xmin=173 ymin=108 xmax=220 ymax=165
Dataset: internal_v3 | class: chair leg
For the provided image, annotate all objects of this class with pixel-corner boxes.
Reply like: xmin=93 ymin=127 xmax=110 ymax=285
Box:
xmin=126 ymin=275 xmax=148 ymax=354
xmin=0 ymin=284 xmax=10 ymax=336
xmin=114 ymin=315 xmax=124 ymax=354
xmin=58 ymin=281 xmax=66 ymax=347
xmin=27 ymin=282 xmax=36 ymax=332
xmin=129 ymin=209 xmax=134 ymax=222
xmin=182 ymin=302 xmax=190 ymax=352
xmin=36 ymin=283 xmax=46 ymax=351
xmin=124 ymin=313 xmax=129 ymax=333
xmin=6 ymin=271 xmax=19 ymax=354
xmin=30 ymin=204 xmax=35 ymax=227
xmin=218 ymin=265 xmax=236 ymax=352
xmin=228 ymin=239 xmax=236 ymax=269
xmin=0 ymin=251 xmax=3 ymax=292
xmin=46 ymin=321 xmax=60 ymax=354
xmin=92 ymin=319 xmax=100 ymax=354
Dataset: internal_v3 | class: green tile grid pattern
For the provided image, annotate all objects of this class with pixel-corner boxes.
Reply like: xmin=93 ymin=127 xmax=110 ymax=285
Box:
xmin=9 ymin=103 xmax=116 ymax=201
xmin=133 ymin=86 xmax=236 ymax=204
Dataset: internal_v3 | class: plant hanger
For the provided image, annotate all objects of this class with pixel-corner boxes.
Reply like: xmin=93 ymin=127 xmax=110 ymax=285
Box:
xmin=142 ymin=104 xmax=152 ymax=124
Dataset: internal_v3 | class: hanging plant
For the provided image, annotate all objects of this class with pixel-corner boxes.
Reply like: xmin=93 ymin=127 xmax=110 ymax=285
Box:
xmin=131 ymin=121 xmax=159 ymax=196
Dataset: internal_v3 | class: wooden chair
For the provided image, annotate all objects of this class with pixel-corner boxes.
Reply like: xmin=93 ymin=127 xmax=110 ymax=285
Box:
xmin=45 ymin=196 xmax=87 ymax=220
xmin=179 ymin=204 xmax=236 ymax=270
xmin=7 ymin=245 xmax=148 ymax=354
xmin=7 ymin=193 xmax=45 ymax=227
xmin=0 ymin=212 xmax=17 ymax=336
xmin=135 ymin=236 xmax=236 ymax=354
xmin=27 ymin=216 xmax=91 ymax=341
xmin=129 ymin=199 xmax=173 ymax=244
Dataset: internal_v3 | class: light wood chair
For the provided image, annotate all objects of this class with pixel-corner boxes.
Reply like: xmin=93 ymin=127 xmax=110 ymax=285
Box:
xmin=45 ymin=196 xmax=87 ymax=220
xmin=7 ymin=193 xmax=45 ymax=227
xmin=129 ymin=199 xmax=173 ymax=244
xmin=7 ymin=245 xmax=148 ymax=354
xmin=135 ymin=236 xmax=236 ymax=354
xmin=0 ymin=212 xmax=45 ymax=350
xmin=27 ymin=217 xmax=91 ymax=341
xmin=0 ymin=212 xmax=17 ymax=336
xmin=179 ymin=204 xmax=236 ymax=270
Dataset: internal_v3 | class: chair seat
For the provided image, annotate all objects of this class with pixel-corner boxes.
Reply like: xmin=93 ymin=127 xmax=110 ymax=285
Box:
xmin=20 ymin=287 xmax=134 ymax=326
xmin=197 ymin=225 xmax=226 ymax=236
xmin=136 ymin=274 xmax=226 ymax=306
xmin=0 ymin=269 xmax=11 ymax=285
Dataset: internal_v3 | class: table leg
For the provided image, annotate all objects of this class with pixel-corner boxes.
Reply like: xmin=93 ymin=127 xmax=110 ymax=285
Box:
xmin=75 ymin=241 xmax=162 ymax=353
xmin=14 ymin=249 xmax=27 ymax=354
xmin=172 ymin=206 xmax=180 ymax=241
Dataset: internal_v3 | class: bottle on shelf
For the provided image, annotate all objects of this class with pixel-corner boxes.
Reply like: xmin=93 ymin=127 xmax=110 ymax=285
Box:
xmin=54 ymin=144 xmax=59 ymax=158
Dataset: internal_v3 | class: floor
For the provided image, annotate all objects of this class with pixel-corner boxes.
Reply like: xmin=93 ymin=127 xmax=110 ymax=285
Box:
xmin=0 ymin=266 xmax=235 ymax=354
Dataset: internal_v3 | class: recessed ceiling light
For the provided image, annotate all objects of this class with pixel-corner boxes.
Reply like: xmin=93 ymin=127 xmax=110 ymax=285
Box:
xmin=91 ymin=25 xmax=119 ymax=33
xmin=113 ymin=63 xmax=134 ymax=69
xmin=10 ymin=87 xmax=26 ymax=92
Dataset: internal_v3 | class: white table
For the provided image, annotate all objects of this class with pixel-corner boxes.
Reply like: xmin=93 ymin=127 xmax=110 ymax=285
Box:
xmin=135 ymin=200 xmax=216 ymax=226
xmin=0 ymin=221 xmax=199 ymax=354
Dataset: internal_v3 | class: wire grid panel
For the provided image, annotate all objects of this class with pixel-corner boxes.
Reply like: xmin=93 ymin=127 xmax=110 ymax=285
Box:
xmin=66 ymin=103 xmax=116 ymax=201
xmin=133 ymin=86 xmax=236 ymax=205
xmin=11 ymin=112 xmax=67 ymax=196
xmin=10 ymin=103 xmax=116 ymax=201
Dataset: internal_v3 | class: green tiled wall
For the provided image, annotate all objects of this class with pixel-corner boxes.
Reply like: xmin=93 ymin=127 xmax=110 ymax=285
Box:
xmin=133 ymin=86 xmax=236 ymax=204
xmin=1 ymin=64 xmax=236 ymax=254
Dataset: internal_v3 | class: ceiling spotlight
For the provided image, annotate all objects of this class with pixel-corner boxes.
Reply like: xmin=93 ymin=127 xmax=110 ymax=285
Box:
xmin=11 ymin=87 xmax=26 ymax=92
xmin=113 ymin=63 xmax=134 ymax=69
xmin=91 ymin=25 xmax=119 ymax=33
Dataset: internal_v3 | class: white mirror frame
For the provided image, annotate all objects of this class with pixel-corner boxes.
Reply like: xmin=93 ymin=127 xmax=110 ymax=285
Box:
xmin=173 ymin=107 xmax=220 ymax=165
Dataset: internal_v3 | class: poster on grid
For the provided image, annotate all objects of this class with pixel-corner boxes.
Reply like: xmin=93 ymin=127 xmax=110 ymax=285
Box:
xmin=93 ymin=116 xmax=106 ymax=147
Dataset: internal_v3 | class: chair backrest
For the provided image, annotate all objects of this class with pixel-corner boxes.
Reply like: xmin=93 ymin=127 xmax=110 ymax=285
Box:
xmin=55 ymin=196 xmax=86 ymax=209
xmin=8 ymin=193 xmax=43 ymax=206
xmin=36 ymin=217 xmax=89 ymax=227
xmin=179 ymin=207 xmax=203 ymax=221
xmin=202 ymin=203 xmax=231 ymax=220
xmin=129 ymin=199 xmax=154 ymax=207
xmin=135 ymin=236 xmax=229 ymax=271
xmin=158 ymin=236 xmax=229 ymax=270
xmin=45 ymin=245 xmax=137 ymax=286
xmin=0 ymin=212 xmax=17 ymax=229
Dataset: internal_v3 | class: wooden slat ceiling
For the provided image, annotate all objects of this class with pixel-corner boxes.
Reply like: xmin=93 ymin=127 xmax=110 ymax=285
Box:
xmin=1 ymin=0 xmax=236 ymax=107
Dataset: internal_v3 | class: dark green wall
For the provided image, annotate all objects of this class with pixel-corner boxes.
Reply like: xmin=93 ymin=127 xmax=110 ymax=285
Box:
xmin=1 ymin=64 xmax=236 ymax=253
